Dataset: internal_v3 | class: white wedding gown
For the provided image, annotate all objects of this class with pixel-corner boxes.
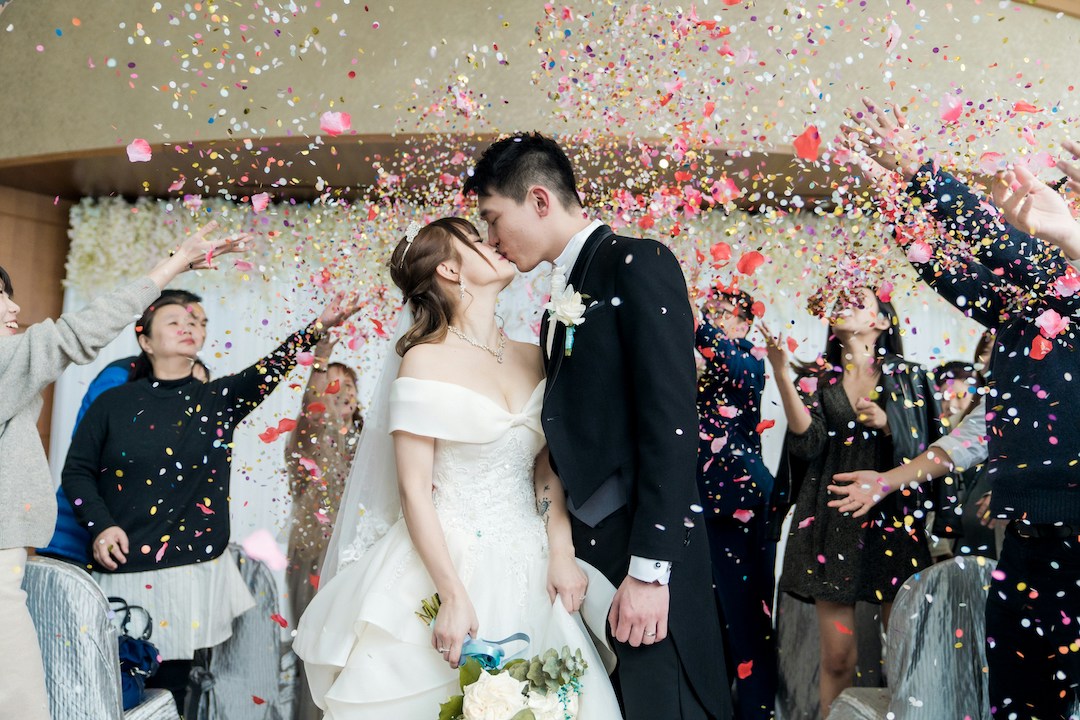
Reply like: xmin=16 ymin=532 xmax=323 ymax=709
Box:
xmin=294 ymin=377 xmax=621 ymax=719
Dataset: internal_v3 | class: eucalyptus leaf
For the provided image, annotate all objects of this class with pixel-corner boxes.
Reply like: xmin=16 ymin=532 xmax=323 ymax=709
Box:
xmin=509 ymin=710 xmax=537 ymax=720
xmin=438 ymin=694 xmax=463 ymax=720
xmin=459 ymin=657 xmax=483 ymax=691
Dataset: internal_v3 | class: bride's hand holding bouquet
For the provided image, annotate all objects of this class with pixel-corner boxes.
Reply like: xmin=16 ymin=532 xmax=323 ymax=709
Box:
xmin=432 ymin=586 xmax=480 ymax=670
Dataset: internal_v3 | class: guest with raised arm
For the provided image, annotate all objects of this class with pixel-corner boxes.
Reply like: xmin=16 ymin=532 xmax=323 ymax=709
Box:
xmin=0 ymin=223 xmax=244 ymax=720
xmin=695 ymin=286 xmax=777 ymax=720
xmin=839 ymin=102 xmax=1080 ymax=719
xmin=61 ymin=288 xmax=362 ymax=710
xmin=768 ymin=285 xmax=940 ymax=718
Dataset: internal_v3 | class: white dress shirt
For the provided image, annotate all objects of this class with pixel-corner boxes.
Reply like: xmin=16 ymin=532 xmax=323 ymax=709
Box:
xmin=932 ymin=401 xmax=988 ymax=470
xmin=546 ymin=219 xmax=672 ymax=585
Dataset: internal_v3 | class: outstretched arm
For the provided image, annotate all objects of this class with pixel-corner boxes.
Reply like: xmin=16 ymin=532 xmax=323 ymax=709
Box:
xmin=535 ymin=447 xmax=588 ymax=614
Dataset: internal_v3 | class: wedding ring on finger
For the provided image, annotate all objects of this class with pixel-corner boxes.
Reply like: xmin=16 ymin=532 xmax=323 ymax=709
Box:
xmin=644 ymin=630 xmax=657 ymax=638
xmin=437 ymin=647 xmax=449 ymax=653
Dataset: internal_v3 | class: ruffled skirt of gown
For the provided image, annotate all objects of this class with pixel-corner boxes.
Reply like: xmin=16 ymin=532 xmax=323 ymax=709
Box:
xmin=294 ymin=518 xmax=620 ymax=719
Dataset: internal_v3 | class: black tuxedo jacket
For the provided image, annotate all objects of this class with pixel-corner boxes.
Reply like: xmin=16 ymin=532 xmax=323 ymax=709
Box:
xmin=541 ymin=225 xmax=700 ymax=562
xmin=541 ymin=224 xmax=730 ymax=717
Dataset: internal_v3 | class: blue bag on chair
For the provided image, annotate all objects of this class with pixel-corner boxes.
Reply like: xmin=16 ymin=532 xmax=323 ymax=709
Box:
xmin=109 ymin=597 xmax=161 ymax=710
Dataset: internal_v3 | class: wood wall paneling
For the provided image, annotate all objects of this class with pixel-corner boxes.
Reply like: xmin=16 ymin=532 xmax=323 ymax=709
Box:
xmin=0 ymin=186 xmax=73 ymax=456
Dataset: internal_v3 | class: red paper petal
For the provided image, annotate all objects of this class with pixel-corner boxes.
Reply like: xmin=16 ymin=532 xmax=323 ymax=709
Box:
xmin=277 ymin=418 xmax=298 ymax=433
xmin=710 ymin=242 xmax=732 ymax=262
xmin=793 ymin=125 xmax=821 ymax=161
xmin=736 ymin=251 xmax=765 ymax=275
xmin=270 ymin=613 xmax=288 ymax=628
xmin=755 ymin=419 xmax=776 ymax=433
xmin=737 ymin=661 xmax=754 ymax=680
xmin=307 ymin=402 xmax=327 ymax=414
xmin=325 ymin=379 xmax=341 ymax=395
xmin=1031 ymin=335 xmax=1053 ymax=360
xmin=1012 ymin=101 xmax=1040 ymax=113
xmin=258 ymin=427 xmax=280 ymax=443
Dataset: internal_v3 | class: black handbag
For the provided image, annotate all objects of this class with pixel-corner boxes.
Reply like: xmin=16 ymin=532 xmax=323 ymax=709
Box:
xmin=109 ymin=597 xmax=162 ymax=710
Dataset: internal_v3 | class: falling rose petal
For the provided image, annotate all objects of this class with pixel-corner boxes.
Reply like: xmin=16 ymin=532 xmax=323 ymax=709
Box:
xmin=309 ymin=574 xmax=321 ymax=591
xmin=877 ymin=282 xmax=894 ymax=303
xmin=786 ymin=337 xmax=799 ymax=353
xmin=717 ymin=406 xmax=739 ymax=419
xmin=297 ymin=352 xmax=315 ymax=366
xmin=1031 ymin=335 xmax=1054 ymax=360
xmin=307 ymin=401 xmax=327 ymax=414
xmin=298 ymin=457 xmax=320 ymax=477
xmin=884 ymin=21 xmax=902 ymax=51
xmin=750 ymin=301 xmax=766 ymax=318
xmin=793 ymin=125 xmax=821 ymax=161
xmin=277 ymin=418 xmax=298 ymax=433
xmin=798 ymin=516 xmax=816 ymax=529
xmin=1054 ymin=273 xmax=1080 ymax=298
xmin=699 ymin=346 xmax=716 ymax=361
xmin=252 ymin=696 xmax=266 ymax=705
xmin=155 ymin=542 xmax=168 ymax=563
xmin=234 ymin=260 xmax=255 ymax=271
xmin=258 ymin=427 xmax=280 ymax=443
xmin=1012 ymin=101 xmax=1040 ymax=114
xmin=978 ymin=152 xmax=1007 ymax=175
xmin=241 ymin=529 xmax=288 ymax=571
xmin=710 ymin=436 xmax=728 ymax=454
xmin=1017 ymin=151 xmax=1056 ymax=171
xmin=710 ymin=242 xmax=732 ymax=263
xmin=732 ymin=509 xmax=755 ymax=523
xmin=755 ymin=419 xmax=776 ymax=433
xmin=749 ymin=346 xmax=768 ymax=361
xmin=126 ymin=138 xmax=152 ymax=162
xmin=737 ymin=661 xmax=754 ymax=680
xmin=798 ymin=376 xmax=819 ymax=394
xmin=736 ymin=251 xmax=765 ymax=276
xmin=1035 ymin=309 xmax=1069 ymax=338
xmin=251 ymin=192 xmax=270 ymax=214
xmin=325 ymin=379 xmax=341 ymax=395
xmin=371 ymin=318 xmax=388 ymax=338
xmin=319 ymin=110 xmax=352 ymax=136
xmin=168 ymin=176 xmax=186 ymax=192
xmin=906 ymin=240 xmax=933 ymax=264
xmin=1021 ymin=127 xmax=1038 ymax=146
xmin=834 ymin=621 xmax=854 ymax=635
xmin=270 ymin=613 xmax=288 ymax=628
xmin=940 ymin=95 xmax=963 ymax=124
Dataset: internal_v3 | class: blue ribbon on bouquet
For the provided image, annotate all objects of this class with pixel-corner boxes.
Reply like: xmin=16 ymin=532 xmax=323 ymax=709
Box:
xmin=462 ymin=632 xmax=531 ymax=670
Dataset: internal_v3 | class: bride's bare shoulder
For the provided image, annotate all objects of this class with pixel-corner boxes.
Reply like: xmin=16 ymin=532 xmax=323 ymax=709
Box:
xmin=397 ymin=340 xmax=451 ymax=380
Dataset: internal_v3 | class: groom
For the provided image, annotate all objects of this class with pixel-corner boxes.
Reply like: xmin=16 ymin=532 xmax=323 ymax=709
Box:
xmin=465 ymin=133 xmax=732 ymax=720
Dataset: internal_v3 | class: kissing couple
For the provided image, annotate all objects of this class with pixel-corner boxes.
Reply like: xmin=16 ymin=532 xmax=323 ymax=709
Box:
xmin=294 ymin=133 xmax=734 ymax=720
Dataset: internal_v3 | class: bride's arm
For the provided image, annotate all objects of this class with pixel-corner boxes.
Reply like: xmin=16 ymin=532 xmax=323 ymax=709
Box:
xmin=535 ymin=446 xmax=589 ymax=614
xmin=394 ymin=430 xmax=478 ymax=669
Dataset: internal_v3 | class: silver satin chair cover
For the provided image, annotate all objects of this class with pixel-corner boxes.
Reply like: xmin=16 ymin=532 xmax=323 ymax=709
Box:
xmin=186 ymin=545 xmax=286 ymax=720
xmin=777 ymin=594 xmax=886 ymax=719
xmin=23 ymin=556 xmax=180 ymax=720
xmin=830 ymin=555 xmax=997 ymax=720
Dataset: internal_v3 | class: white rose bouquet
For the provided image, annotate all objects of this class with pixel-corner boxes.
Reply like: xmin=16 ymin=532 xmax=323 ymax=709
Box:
xmin=438 ymin=646 xmax=588 ymax=720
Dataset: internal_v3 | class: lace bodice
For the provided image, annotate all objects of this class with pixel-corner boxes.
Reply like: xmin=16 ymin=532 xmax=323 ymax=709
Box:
xmin=389 ymin=378 xmax=548 ymax=547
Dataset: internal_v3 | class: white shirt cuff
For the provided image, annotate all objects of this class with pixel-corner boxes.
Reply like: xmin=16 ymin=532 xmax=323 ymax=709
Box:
xmin=628 ymin=556 xmax=672 ymax=585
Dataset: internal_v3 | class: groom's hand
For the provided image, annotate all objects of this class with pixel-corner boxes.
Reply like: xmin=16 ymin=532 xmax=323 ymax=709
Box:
xmin=608 ymin=576 xmax=669 ymax=647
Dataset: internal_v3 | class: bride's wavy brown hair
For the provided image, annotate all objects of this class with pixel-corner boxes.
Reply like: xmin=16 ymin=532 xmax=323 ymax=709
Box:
xmin=389 ymin=217 xmax=492 ymax=357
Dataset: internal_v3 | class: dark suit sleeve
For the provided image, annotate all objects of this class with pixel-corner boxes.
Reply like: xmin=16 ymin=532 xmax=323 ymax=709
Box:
xmin=906 ymin=163 xmax=1080 ymax=314
xmin=697 ymin=320 xmax=759 ymax=388
xmin=614 ymin=241 xmax=699 ymax=563
xmin=216 ymin=322 xmax=322 ymax=421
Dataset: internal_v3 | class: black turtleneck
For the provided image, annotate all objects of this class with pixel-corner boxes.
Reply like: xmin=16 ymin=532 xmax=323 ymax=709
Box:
xmin=62 ymin=324 xmax=320 ymax=573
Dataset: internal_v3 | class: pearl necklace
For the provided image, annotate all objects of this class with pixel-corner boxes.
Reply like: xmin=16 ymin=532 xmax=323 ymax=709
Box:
xmin=447 ymin=325 xmax=506 ymax=363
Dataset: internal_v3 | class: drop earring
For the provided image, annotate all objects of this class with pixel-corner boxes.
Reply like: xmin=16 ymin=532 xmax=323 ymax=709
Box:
xmin=459 ymin=277 xmax=467 ymax=299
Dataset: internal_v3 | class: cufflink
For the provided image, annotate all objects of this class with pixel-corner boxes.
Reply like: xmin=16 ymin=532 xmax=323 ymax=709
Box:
xmin=654 ymin=561 xmax=662 ymax=569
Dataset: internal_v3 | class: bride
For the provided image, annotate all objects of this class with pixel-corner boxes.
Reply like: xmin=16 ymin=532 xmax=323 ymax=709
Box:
xmin=294 ymin=217 xmax=620 ymax=718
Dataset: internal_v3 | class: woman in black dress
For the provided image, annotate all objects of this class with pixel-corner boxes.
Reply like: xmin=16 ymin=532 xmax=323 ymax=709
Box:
xmin=766 ymin=287 xmax=941 ymax=716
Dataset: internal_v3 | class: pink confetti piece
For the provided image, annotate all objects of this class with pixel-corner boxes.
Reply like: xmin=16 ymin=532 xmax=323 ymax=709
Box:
xmin=320 ymin=110 xmax=352 ymax=136
xmin=126 ymin=138 xmax=152 ymax=163
xmin=736 ymin=251 xmax=765 ymax=276
xmin=798 ymin=516 xmax=815 ymax=529
xmin=251 ymin=192 xmax=270 ymax=214
xmin=241 ymin=529 xmax=288 ymax=571
xmin=906 ymin=240 xmax=933 ymax=264
xmin=940 ymin=95 xmax=963 ymax=124
xmin=732 ymin=509 xmax=755 ymax=523
xmin=1036 ymin=309 xmax=1069 ymax=339
xmin=798 ymin=377 xmax=819 ymax=394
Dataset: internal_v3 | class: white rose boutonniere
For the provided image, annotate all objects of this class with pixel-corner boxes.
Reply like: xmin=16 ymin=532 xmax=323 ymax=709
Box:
xmin=461 ymin=670 xmax=528 ymax=720
xmin=546 ymin=268 xmax=586 ymax=357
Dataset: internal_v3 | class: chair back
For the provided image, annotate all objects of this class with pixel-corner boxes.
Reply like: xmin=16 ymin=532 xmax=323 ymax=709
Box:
xmin=885 ymin=555 xmax=996 ymax=719
xmin=23 ymin=556 xmax=125 ymax=720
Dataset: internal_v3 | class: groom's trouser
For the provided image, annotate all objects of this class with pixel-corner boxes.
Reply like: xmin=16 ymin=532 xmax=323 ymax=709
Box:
xmin=572 ymin=509 xmax=732 ymax=720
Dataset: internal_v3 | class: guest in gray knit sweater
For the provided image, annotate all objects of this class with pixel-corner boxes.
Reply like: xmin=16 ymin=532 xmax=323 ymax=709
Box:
xmin=0 ymin=221 xmax=246 ymax=720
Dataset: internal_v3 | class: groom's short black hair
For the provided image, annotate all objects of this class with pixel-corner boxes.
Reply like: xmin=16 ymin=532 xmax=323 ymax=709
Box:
xmin=464 ymin=132 xmax=583 ymax=210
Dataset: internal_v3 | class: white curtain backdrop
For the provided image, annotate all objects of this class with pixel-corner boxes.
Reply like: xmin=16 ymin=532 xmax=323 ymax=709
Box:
xmin=48 ymin=201 xmax=983 ymax=625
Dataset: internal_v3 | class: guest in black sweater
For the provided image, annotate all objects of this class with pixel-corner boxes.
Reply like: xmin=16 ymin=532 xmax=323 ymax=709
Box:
xmin=62 ymin=290 xmax=361 ymax=710
xmin=839 ymin=98 xmax=1080 ymax=720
